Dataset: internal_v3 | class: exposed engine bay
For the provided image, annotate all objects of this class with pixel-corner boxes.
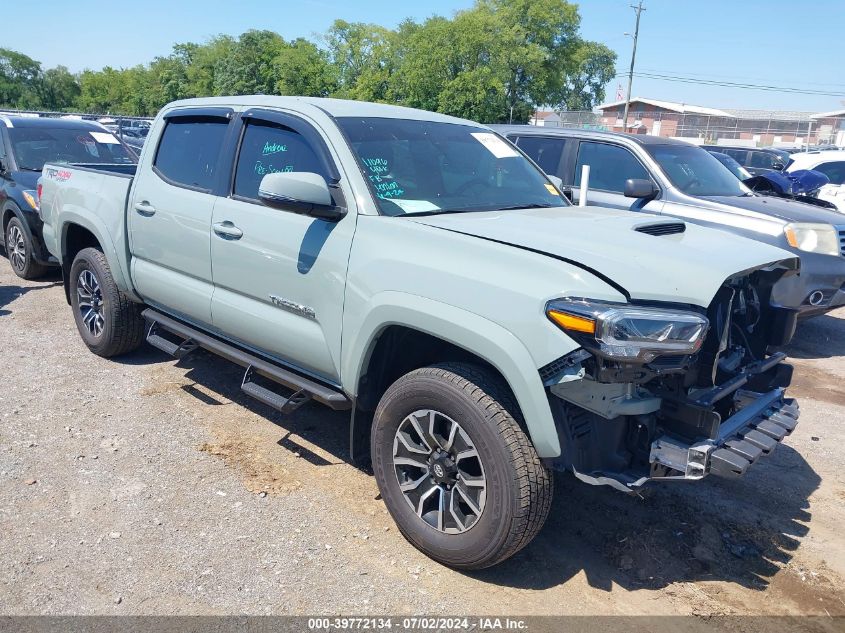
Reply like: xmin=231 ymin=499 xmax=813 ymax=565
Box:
xmin=543 ymin=260 xmax=802 ymax=491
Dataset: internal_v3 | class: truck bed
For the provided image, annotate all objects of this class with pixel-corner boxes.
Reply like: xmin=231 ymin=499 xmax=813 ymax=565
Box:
xmin=39 ymin=162 xmax=138 ymax=296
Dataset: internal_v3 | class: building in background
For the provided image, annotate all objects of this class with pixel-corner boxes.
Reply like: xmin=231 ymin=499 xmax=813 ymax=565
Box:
xmin=529 ymin=111 xmax=562 ymax=126
xmin=532 ymin=97 xmax=845 ymax=148
xmin=812 ymin=109 xmax=845 ymax=147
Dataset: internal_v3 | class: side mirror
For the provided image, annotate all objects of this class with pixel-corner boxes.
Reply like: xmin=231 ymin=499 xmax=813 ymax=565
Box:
xmin=258 ymin=172 xmax=345 ymax=221
xmin=546 ymin=174 xmax=563 ymax=189
xmin=624 ymin=178 xmax=658 ymax=199
xmin=772 ymin=162 xmax=785 ymax=171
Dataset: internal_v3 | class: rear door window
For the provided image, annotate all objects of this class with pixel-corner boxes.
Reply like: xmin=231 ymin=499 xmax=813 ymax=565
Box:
xmin=153 ymin=118 xmax=229 ymax=191
xmin=574 ymin=141 xmax=649 ymax=192
xmin=812 ymin=161 xmax=845 ymax=185
xmin=513 ymin=136 xmax=566 ymax=175
xmin=749 ymin=151 xmax=777 ymax=169
xmin=232 ymin=119 xmax=329 ymax=201
xmin=723 ymin=149 xmax=749 ymax=165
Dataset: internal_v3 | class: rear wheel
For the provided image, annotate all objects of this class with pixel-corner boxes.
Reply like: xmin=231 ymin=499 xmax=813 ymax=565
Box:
xmin=371 ymin=363 xmax=553 ymax=569
xmin=5 ymin=216 xmax=48 ymax=280
xmin=69 ymin=247 xmax=145 ymax=357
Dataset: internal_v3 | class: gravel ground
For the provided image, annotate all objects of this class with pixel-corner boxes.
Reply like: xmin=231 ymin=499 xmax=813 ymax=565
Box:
xmin=1 ymin=257 xmax=844 ymax=624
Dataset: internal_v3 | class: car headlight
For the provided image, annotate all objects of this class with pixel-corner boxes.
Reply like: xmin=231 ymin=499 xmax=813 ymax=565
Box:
xmin=784 ymin=222 xmax=840 ymax=256
xmin=22 ymin=190 xmax=39 ymax=211
xmin=546 ymin=299 xmax=709 ymax=363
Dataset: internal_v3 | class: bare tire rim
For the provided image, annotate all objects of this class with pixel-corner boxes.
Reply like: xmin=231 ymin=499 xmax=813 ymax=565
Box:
xmin=7 ymin=224 xmax=26 ymax=272
xmin=76 ymin=269 xmax=105 ymax=338
xmin=392 ymin=409 xmax=487 ymax=534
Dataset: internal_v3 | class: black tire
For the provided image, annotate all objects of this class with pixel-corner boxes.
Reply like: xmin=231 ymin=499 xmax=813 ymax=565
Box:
xmin=5 ymin=216 xmax=48 ymax=280
xmin=371 ymin=363 xmax=553 ymax=569
xmin=69 ymin=247 xmax=145 ymax=358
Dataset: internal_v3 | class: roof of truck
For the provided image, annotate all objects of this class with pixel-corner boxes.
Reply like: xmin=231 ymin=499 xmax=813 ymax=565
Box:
xmin=0 ymin=115 xmax=109 ymax=130
xmin=163 ymin=96 xmax=477 ymax=126
xmin=489 ymin=124 xmax=693 ymax=146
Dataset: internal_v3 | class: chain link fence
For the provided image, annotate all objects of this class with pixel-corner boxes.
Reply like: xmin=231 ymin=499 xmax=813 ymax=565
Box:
xmin=534 ymin=109 xmax=845 ymax=148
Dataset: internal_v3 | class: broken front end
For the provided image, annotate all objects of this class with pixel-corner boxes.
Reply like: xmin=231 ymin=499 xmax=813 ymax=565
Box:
xmin=543 ymin=259 xmax=801 ymax=492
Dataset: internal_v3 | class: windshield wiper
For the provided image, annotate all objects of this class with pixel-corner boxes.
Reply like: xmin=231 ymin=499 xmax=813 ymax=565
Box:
xmin=494 ymin=203 xmax=557 ymax=211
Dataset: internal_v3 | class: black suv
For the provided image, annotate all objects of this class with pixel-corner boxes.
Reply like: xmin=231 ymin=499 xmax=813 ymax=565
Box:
xmin=0 ymin=116 xmax=137 ymax=279
xmin=702 ymin=145 xmax=793 ymax=176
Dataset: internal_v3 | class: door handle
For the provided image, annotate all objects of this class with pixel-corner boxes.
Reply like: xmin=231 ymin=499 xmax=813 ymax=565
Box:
xmin=134 ymin=201 xmax=156 ymax=216
xmin=212 ymin=221 xmax=243 ymax=240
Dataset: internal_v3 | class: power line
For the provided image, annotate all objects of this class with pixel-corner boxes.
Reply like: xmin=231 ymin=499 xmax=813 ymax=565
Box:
xmin=611 ymin=72 xmax=845 ymax=97
xmin=636 ymin=67 xmax=845 ymax=89
xmin=629 ymin=72 xmax=845 ymax=97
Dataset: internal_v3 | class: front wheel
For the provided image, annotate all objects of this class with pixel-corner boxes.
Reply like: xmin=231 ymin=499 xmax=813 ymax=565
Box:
xmin=5 ymin=216 xmax=48 ymax=280
xmin=371 ymin=363 xmax=553 ymax=569
xmin=69 ymin=247 xmax=145 ymax=358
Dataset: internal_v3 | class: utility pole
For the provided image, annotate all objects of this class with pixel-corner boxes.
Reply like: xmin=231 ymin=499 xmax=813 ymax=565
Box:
xmin=622 ymin=1 xmax=645 ymax=132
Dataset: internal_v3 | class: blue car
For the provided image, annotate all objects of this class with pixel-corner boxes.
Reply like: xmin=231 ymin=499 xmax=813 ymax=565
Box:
xmin=0 ymin=116 xmax=137 ymax=278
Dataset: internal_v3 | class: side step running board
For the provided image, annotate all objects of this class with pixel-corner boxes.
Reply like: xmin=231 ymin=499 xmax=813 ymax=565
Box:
xmin=242 ymin=366 xmax=311 ymax=414
xmin=142 ymin=309 xmax=351 ymax=411
xmin=146 ymin=322 xmax=198 ymax=359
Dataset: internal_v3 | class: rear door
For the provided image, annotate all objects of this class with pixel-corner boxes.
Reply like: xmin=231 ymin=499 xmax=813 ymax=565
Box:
xmin=209 ymin=109 xmax=356 ymax=382
xmin=570 ymin=140 xmax=662 ymax=213
xmin=128 ymin=108 xmax=232 ymax=325
xmin=509 ymin=134 xmax=573 ymax=200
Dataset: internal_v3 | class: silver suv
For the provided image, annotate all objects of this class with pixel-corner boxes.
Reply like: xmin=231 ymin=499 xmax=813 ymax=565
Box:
xmin=494 ymin=126 xmax=845 ymax=317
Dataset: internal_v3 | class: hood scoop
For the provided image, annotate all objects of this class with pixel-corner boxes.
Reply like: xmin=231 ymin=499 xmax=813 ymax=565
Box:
xmin=635 ymin=222 xmax=686 ymax=236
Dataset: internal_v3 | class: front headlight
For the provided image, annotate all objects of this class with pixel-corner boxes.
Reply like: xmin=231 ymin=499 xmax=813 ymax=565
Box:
xmin=546 ymin=299 xmax=709 ymax=363
xmin=784 ymin=222 xmax=840 ymax=256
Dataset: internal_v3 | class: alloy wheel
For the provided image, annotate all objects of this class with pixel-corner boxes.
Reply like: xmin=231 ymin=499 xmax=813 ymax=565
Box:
xmin=392 ymin=409 xmax=487 ymax=534
xmin=76 ymin=269 xmax=105 ymax=338
xmin=7 ymin=224 xmax=26 ymax=272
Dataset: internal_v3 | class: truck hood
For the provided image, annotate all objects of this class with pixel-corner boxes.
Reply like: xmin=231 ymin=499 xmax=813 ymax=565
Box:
xmin=699 ymin=193 xmax=845 ymax=225
xmin=409 ymin=206 xmax=797 ymax=307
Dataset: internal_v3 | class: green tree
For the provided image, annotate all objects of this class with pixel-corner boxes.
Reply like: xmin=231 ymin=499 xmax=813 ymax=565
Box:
xmin=324 ymin=20 xmax=396 ymax=101
xmin=389 ymin=0 xmax=588 ymax=123
xmin=174 ymin=37 xmax=235 ymax=97
xmin=39 ymin=65 xmax=80 ymax=111
xmin=0 ymin=48 xmax=42 ymax=109
xmin=213 ymin=30 xmax=286 ymax=95
xmin=275 ymin=39 xmax=337 ymax=97
xmin=553 ymin=40 xmax=616 ymax=111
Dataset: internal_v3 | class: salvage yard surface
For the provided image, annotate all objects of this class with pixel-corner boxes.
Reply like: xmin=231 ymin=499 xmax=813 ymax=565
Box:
xmin=1 ymin=260 xmax=844 ymax=624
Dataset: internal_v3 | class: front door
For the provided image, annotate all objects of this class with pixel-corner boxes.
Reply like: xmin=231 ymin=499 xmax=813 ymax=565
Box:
xmin=209 ymin=109 xmax=356 ymax=382
xmin=571 ymin=140 xmax=663 ymax=213
xmin=129 ymin=109 xmax=232 ymax=325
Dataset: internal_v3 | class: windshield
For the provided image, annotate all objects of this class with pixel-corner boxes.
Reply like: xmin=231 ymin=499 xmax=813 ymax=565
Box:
xmin=646 ymin=144 xmax=750 ymax=197
xmin=9 ymin=127 xmax=136 ymax=171
xmin=336 ymin=117 xmax=566 ymax=215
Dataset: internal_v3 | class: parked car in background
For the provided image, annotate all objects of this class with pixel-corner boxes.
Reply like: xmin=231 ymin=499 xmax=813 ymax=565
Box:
xmin=707 ymin=150 xmax=752 ymax=180
xmin=786 ymin=150 xmax=845 ymax=212
xmin=0 ymin=115 xmax=137 ymax=279
xmin=702 ymin=145 xmax=793 ymax=176
xmin=493 ymin=126 xmax=845 ymax=317
xmin=39 ymin=96 xmax=802 ymax=569
xmin=705 ymin=147 xmax=837 ymax=211
xmin=119 ymin=133 xmax=146 ymax=157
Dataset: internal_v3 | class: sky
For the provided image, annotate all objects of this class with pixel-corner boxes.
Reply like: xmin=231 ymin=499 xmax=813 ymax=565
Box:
xmin=3 ymin=0 xmax=844 ymax=113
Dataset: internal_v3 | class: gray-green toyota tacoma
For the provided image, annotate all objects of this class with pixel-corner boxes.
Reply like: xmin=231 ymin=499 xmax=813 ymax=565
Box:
xmin=39 ymin=97 xmax=801 ymax=569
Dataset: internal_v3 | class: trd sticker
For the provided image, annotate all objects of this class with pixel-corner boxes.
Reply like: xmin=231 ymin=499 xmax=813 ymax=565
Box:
xmin=45 ymin=168 xmax=72 ymax=182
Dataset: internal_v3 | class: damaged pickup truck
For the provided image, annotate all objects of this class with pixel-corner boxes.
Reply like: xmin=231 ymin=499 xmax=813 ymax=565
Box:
xmin=38 ymin=96 xmax=801 ymax=570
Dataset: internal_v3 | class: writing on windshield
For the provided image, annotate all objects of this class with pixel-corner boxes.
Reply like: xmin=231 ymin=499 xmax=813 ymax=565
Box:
xmin=337 ymin=117 xmax=565 ymax=216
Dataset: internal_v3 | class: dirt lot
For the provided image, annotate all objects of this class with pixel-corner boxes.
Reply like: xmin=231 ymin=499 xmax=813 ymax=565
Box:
xmin=1 ymin=258 xmax=844 ymax=624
